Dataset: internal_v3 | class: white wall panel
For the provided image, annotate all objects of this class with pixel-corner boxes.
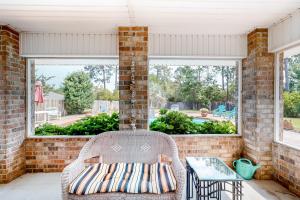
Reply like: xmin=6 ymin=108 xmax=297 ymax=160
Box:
xmin=269 ymin=10 xmax=300 ymax=52
xmin=20 ymin=32 xmax=118 ymax=57
xmin=149 ymin=33 xmax=247 ymax=58
xmin=21 ymin=32 xmax=247 ymax=58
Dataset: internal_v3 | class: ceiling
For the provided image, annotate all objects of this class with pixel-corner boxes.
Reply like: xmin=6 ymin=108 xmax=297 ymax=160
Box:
xmin=0 ymin=0 xmax=300 ymax=34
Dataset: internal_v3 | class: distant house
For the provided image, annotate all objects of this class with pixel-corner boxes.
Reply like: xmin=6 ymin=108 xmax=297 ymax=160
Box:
xmin=45 ymin=91 xmax=64 ymax=101
xmin=36 ymin=91 xmax=66 ymax=116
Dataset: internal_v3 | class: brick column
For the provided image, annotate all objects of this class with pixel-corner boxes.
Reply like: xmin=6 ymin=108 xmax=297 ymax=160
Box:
xmin=242 ymin=28 xmax=274 ymax=179
xmin=0 ymin=26 xmax=26 ymax=183
xmin=118 ymin=27 xmax=148 ymax=130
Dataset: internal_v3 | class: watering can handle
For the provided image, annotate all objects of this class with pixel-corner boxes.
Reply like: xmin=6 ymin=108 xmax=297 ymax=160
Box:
xmin=240 ymin=158 xmax=252 ymax=164
xmin=233 ymin=160 xmax=237 ymax=168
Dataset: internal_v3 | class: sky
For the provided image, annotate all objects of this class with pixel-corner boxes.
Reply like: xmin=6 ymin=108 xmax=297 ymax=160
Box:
xmin=35 ymin=64 xmax=118 ymax=91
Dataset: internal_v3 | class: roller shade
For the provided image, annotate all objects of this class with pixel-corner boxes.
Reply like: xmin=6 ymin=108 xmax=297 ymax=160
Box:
xmin=20 ymin=32 xmax=247 ymax=58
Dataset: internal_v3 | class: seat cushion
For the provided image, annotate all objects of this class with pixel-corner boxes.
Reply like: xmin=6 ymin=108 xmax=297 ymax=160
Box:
xmin=69 ymin=162 xmax=177 ymax=195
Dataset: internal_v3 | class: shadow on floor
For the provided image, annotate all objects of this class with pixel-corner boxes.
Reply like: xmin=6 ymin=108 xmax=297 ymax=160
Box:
xmin=0 ymin=173 xmax=299 ymax=200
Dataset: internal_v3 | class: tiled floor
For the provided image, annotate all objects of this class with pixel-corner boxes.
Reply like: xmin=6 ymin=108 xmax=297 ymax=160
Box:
xmin=0 ymin=173 xmax=299 ymax=200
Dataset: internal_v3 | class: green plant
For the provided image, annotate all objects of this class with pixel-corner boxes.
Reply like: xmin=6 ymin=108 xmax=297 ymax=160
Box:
xmin=150 ymin=111 xmax=236 ymax=134
xmin=283 ymin=91 xmax=300 ymax=117
xmin=65 ymin=113 xmax=119 ymax=135
xmin=195 ymin=121 xmax=236 ymax=134
xmin=150 ymin=111 xmax=198 ymax=134
xmin=35 ymin=113 xmax=119 ymax=136
xmin=159 ymin=108 xmax=168 ymax=115
xmin=200 ymin=108 xmax=209 ymax=113
xmin=35 ymin=123 xmax=67 ymax=136
xmin=63 ymin=71 xmax=94 ymax=114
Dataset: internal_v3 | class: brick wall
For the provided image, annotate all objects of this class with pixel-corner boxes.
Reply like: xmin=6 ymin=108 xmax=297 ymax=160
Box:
xmin=118 ymin=26 xmax=148 ymax=130
xmin=25 ymin=137 xmax=89 ymax=172
xmin=273 ymin=143 xmax=300 ymax=196
xmin=173 ymin=135 xmax=243 ymax=167
xmin=25 ymin=135 xmax=243 ymax=172
xmin=0 ymin=26 xmax=26 ymax=183
xmin=242 ymin=28 xmax=274 ymax=179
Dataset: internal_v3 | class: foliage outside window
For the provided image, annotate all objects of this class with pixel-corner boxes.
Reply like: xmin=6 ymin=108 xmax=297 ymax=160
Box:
xmin=32 ymin=60 xmax=119 ymax=136
xmin=149 ymin=64 xmax=238 ymax=134
xmin=279 ymin=51 xmax=300 ymax=148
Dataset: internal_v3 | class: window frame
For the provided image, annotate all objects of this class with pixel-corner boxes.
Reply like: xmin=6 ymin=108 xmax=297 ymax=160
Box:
xmin=274 ymin=49 xmax=300 ymax=150
xmin=26 ymin=59 xmax=34 ymax=137
xmin=147 ymin=58 xmax=243 ymax=135
xmin=25 ymin=58 xmax=120 ymax=137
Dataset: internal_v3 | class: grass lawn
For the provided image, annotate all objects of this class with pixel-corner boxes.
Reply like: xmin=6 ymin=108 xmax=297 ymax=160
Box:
xmin=284 ymin=117 xmax=300 ymax=131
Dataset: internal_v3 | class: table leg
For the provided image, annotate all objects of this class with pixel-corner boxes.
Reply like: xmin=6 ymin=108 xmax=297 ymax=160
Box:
xmin=186 ymin=165 xmax=193 ymax=199
xmin=239 ymin=181 xmax=243 ymax=200
xmin=232 ymin=181 xmax=243 ymax=200
xmin=186 ymin=166 xmax=190 ymax=199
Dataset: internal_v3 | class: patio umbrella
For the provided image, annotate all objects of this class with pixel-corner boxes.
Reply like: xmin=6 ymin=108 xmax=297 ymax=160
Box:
xmin=35 ymin=81 xmax=44 ymax=104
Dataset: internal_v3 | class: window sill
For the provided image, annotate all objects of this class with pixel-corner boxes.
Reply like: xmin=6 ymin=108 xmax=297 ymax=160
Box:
xmin=26 ymin=133 xmax=242 ymax=139
xmin=26 ymin=135 xmax=93 ymax=139
xmin=170 ymin=134 xmax=242 ymax=137
xmin=273 ymin=141 xmax=300 ymax=151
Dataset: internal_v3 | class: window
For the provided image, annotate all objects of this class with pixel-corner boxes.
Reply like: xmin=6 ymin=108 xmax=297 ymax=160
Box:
xmin=27 ymin=59 xmax=119 ymax=136
xmin=275 ymin=46 xmax=300 ymax=149
xmin=148 ymin=59 xmax=241 ymax=135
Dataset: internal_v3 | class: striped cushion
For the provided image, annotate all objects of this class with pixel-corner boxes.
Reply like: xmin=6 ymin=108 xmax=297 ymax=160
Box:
xmin=69 ymin=162 xmax=177 ymax=195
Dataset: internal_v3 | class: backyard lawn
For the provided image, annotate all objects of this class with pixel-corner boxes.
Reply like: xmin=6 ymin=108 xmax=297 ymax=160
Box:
xmin=284 ymin=118 xmax=300 ymax=132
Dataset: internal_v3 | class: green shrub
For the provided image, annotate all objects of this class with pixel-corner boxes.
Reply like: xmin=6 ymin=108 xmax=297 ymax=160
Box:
xmin=195 ymin=121 xmax=236 ymax=134
xmin=283 ymin=91 xmax=300 ymax=118
xmin=35 ymin=123 xmax=67 ymax=136
xmin=35 ymin=113 xmax=119 ymax=136
xmin=159 ymin=108 xmax=168 ymax=115
xmin=150 ymin=111 xmax=197 ymax=134
xmin=150 ymin=111 xmax=236 ymax=134
xmin=65 ymin=112 xmax=119 ymax=135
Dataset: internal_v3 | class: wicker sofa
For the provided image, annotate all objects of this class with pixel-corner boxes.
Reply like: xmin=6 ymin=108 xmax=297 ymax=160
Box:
xmin=61 ymin=130 xmax=186 ymax=200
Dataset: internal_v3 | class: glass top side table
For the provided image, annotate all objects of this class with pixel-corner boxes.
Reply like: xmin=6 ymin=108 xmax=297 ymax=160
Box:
xmin=186 ymin=157 xmax=243 ymax=200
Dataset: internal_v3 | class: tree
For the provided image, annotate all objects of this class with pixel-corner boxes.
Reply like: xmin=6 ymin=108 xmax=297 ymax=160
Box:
xmin=84 ymin=65 xmax=114 ymax=89
xmin=198 ymin=85 xmax=226 ymax=109
xmin=63 ymin=71 xmax=94 ymax=114
xmin=149 ymin=65 xmax=176 ymax=102
xmin=288 ymin=54 xmax=300 ymax=92
xmin=174 ymin=66 xmax=199 ymax=103
xmin=95 ymin=87 xmax=119 ymax=101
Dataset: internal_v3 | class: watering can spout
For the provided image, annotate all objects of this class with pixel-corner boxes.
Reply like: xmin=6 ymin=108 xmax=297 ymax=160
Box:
xmin=253 ymin=164 xmax=261 ymax=173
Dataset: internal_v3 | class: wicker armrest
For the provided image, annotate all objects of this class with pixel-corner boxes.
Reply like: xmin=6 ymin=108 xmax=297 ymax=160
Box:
xmin=172 ymin=157 xmax=186 ymax=200
xmin=61 ymin=159 xmax=85 ymax=200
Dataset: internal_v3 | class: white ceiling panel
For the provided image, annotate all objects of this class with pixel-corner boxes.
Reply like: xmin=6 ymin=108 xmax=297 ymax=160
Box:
xmin=0 ymin=0 xmax=300 ymax=34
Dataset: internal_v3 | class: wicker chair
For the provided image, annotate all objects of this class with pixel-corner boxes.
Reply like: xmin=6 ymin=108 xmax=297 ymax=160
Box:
xmin=61 ymin=130 xmax=186 ymax=200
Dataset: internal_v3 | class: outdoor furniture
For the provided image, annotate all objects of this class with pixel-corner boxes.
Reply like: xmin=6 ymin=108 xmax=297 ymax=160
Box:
xmin=45 ymin=107 xmax=62 ymax=120
xmin=186 ymin=157 xmax=243 ymax=200
xmin=61 ymin=130 xmax=185 ymax=200
xmin=213 ymin=105 xmax=226 ymax=117
xmin=35 ymin=110 xmax=48 ymax=123
xmin=226 ymin=107 xmax=237 ymax=119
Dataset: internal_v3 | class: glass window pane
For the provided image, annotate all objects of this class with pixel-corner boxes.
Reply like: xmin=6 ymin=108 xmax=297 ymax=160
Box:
xmin=149 ymin=62 xmax=239 ymax=135
xmin=282 ymin=52 xmax=300 ymax=148
xmin=31 ymin=59 xmax=119 ymax=136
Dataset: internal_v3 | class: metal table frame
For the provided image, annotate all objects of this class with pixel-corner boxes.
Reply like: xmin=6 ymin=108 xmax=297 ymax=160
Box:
xmin=186 ymin=159 xmax=243 ymax=200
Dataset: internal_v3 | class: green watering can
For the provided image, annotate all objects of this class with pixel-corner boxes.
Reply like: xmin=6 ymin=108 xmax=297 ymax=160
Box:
xmin=233 ymin=158 xmax=261 ymax=180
